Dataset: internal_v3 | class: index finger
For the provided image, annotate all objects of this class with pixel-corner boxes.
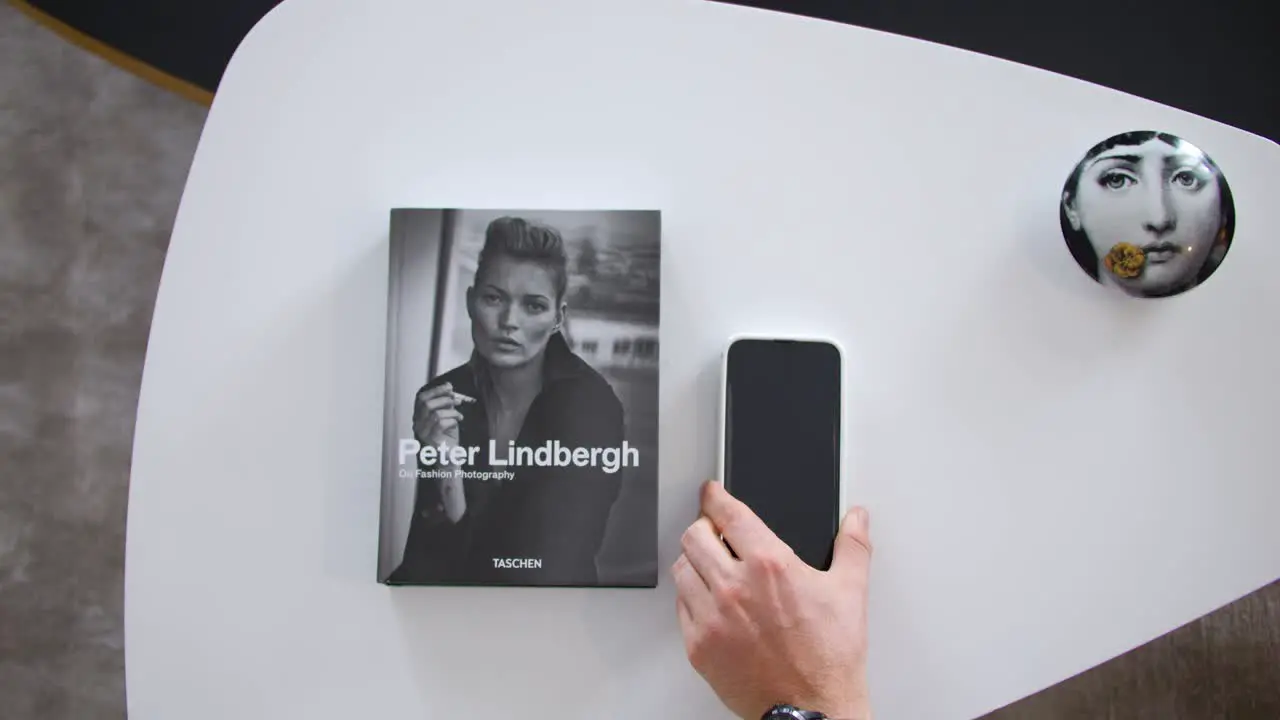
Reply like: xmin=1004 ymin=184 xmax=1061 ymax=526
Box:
xmin=700 ymin=479 xmax=779 ymax=558
xmin=416 ymin=383 xmax=453 ymax=405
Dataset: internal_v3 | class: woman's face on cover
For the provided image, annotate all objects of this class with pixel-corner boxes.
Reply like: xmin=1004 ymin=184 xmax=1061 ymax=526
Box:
xmin=1065 ymin=137 xmax=1222 ymax=295
xmin=468 ymin=254 xmax=562 ymax=369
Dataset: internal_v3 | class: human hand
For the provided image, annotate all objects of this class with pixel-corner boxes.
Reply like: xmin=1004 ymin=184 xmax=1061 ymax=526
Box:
xmin=413 ymin=382 xmax=464 ymax=450
xmin=673 ymin=480 xmax=873 ymax=720
xmin=413 ymin=382 xmax=467 ymax=521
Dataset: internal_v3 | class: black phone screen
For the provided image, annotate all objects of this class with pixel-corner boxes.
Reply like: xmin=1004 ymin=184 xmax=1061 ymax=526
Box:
xmin=724 ymin=338 xmax=842 ymax=570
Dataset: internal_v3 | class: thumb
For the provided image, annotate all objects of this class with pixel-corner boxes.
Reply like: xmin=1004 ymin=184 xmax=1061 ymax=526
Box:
xmin=831 ymin=505 xmax=872 ymax=580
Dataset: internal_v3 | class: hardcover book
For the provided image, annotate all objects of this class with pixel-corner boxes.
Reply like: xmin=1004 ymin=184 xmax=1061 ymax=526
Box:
xmin=377 ymin=208 xmax=660 ymax=587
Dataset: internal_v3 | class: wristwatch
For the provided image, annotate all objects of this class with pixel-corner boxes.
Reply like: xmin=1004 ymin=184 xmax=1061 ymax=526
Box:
xmin=762 ymin=704 xmax=827 ymax=719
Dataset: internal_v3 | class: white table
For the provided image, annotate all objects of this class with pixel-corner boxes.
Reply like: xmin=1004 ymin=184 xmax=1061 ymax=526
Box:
xmin=124 ymin=0 xmax=1280 ymax=717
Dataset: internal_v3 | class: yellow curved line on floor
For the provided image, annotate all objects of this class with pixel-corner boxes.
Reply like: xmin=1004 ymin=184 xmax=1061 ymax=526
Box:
xmin=9 ymin=0 xmax=215 ymax=106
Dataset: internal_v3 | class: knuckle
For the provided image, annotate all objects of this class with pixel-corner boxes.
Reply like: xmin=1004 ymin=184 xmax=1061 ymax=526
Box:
xmin=717 ymin=517 xmax=742 ymax=543
xmin=712 ymin=579 xmax=742 ymax=607
xmin=719 ymin=504 xmax=744 ymax=529
xmin=702 ymin=617 xmax=727 ymax=646
xmin=680 ymin=526 xmax=696 ymax=552
xmin=845 ymin=532 xmax=873 ymax=558
xmin=671 ymin=555 xmax=694 ymax=586
xmin=750 ymin=550 xmax=787 ymax=576
xmin=693 ymin=619 xmax=721 ymax=655
xmin=687 ymin=633 xmax=710 ymax=666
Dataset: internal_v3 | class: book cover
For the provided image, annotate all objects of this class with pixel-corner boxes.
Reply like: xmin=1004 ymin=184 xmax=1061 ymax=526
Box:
xmin=377 ymin=208 xmax=660 ymax=587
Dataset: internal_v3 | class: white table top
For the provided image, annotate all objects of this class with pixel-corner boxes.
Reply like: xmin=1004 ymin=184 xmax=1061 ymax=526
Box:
xmin=124 ymin=0 xmax=1280 ymax=717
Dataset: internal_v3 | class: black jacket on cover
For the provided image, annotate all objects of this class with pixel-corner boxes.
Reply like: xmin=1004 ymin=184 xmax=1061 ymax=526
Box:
xmin=387 ymin=332 xmax=626 ymax=586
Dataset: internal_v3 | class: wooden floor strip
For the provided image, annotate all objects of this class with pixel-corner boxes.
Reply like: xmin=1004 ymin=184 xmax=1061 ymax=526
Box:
xmin=8 ymin=0 xmax=214 ymax=106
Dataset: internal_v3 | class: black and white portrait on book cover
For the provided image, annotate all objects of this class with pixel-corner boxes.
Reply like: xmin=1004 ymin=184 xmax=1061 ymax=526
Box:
xmin=378 ymin=208 xmax=660 ymax=587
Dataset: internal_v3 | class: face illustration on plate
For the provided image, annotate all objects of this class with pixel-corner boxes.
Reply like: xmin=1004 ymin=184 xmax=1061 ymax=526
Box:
xmin=1061 ymin=132 xmax=1235 ymax=298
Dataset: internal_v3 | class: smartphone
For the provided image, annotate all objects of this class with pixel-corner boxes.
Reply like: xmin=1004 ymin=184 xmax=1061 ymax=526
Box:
xmin=718 ymin=335 xmax=844 ymax=570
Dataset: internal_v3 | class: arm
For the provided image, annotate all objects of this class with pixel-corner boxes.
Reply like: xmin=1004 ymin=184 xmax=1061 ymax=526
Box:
xmin=673 ymin=481 xmax=874 ymax=720
xmin=412 ymin=381 xmax=468 ymax=524
xmin=391 ymin=382 xmax=470 ymax=582
xmin=526 ymin=387 xmax=627 ymax=584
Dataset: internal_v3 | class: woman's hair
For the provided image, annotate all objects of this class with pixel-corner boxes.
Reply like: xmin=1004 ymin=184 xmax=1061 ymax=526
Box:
xmin=475 ymin=216 xmax=570 ymax=302
xmin=1059 ymin=130 xmax=1235 ymax=287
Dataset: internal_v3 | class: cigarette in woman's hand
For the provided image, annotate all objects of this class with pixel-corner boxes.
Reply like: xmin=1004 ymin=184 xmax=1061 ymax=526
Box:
xmin=450 ymin=391 xmax=477 ymax=405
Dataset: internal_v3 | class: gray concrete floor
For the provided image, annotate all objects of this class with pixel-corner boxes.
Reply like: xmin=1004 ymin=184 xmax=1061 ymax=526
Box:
xmin=1 ymin=2 xmax=1278 ymax=718
xmin=1 ymin=2 xmax=206 ymax=716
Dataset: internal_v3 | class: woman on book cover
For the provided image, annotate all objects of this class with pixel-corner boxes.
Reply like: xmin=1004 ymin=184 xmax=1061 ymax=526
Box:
xmin=388 ymin=216 xmax=627 ymax=586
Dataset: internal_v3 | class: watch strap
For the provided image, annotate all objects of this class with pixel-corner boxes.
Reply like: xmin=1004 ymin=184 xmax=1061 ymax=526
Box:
xmin=762 ymin=704 xmax=827 ymax=719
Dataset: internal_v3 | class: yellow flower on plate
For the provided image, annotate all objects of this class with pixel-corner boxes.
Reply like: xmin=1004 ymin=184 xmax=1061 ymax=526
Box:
xmin=1104 ymin=242 xmax=1145 ymax=279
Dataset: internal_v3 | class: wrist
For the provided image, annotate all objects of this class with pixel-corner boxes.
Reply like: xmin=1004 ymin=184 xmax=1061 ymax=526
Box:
xmin=759 ymin=700 xmax=871 ymax=720
xmin=834 ymin=693 xmax=871 ymax=720
xmin=771 ymin=690 xmax=870 ymax=720
xmin=821 ymin=701 xmax=871 ymax=720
